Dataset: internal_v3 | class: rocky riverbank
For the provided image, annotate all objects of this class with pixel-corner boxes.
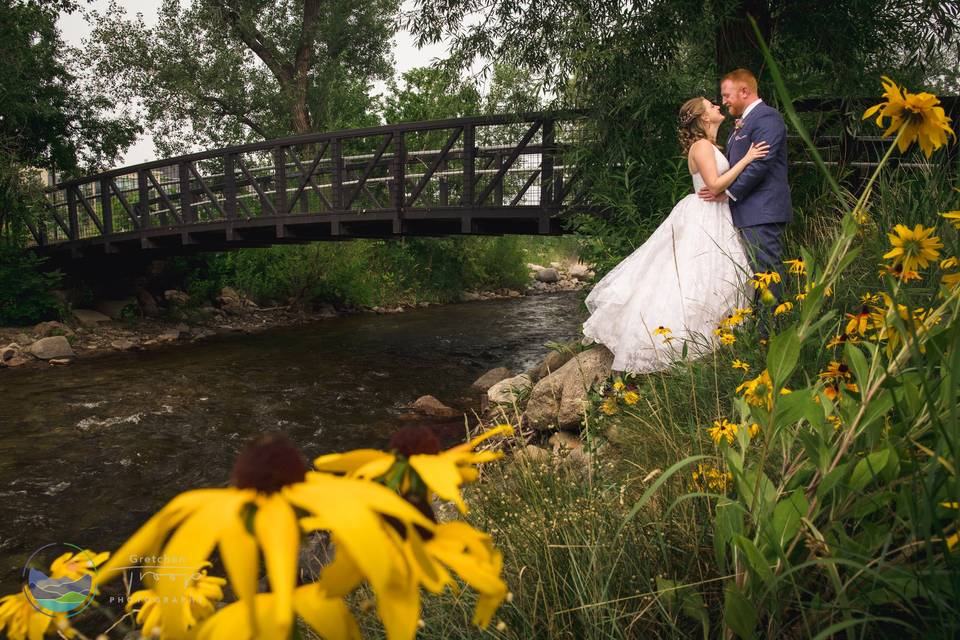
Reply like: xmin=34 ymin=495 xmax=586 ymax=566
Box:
xmin=0 ymin=260 xmax=593 ymax=371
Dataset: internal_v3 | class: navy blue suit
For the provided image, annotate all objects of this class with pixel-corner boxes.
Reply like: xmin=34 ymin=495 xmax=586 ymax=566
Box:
xmin=726 ymin=101 xmax=793 ymax=331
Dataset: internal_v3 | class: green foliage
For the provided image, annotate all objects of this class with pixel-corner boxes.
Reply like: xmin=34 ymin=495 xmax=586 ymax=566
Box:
xmin=0 ymin=245 xmax=62 ymax=325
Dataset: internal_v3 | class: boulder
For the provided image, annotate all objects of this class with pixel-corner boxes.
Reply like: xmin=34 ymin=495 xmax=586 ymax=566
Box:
xmin=164 ymin=290 xmax=190 ymax=306
xmin=33 ymin=321 xmax=74 ymax=337
xmin=409 ymin=395 xmax=459 ymax=418
xmin=28 ymin=336 xmax=75 ymax=360
xmin=159 ymin=329 xmax=182 ymax=342
xmin=2 ymin=355 xmax=31 ymax=367
xmin=526 ymin=263 xmax=546 ymax=272
xmin=535 ymin=268 xmax=560 ymax=283
xmin=72 ymin=309 xmax=110 ymax=327
xmin=96 ymin=299 xmax=136 ymax=320
xmin=507 ymin=290 xmax=522 ymax=298
xmin=13 ymin=333 xmax=31 ymax=345
xmin=534 ymin=343 xmax=579 ymax=381
xmin=136 ymin=288 xmax=161 ymax=317
xmin=111 ymin=339 xmax=137 ymax=351
xmin=569 ymin=263 xmax=594 ymax=281
xmin=519 ymin=444 xmax=551 ymax=464
xmin=471 ymin=367 xmax=511 ymax=392
xmin=523 ymin=346 xmax=614 ymax=431
xmin=460 ymin=291 xmax=482 ymax=302
xmin=487 ymin=373 xmax=533 ymax=404
xmin=1 ymin=343 xmax=22 ymax=362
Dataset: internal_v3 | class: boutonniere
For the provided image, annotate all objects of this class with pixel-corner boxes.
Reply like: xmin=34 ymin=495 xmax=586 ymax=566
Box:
xmin=734 ymin=118 xmax=744 ymax=131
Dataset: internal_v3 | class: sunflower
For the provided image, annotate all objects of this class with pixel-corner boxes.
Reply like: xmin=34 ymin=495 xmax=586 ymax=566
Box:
xmin=313 ymin=424 xmax=514 ymax=514
xmin=95 ymin=434 xmax=433 ymax=639
xmin=863 ymin=76 xmax=956 ymax=158
xmin=127 ymin=563 xmax=226 ymax=638
xmin=731 ymin=359 xmax=750 ymax=372
xmin=707 ymin=418 xmax=739 ymax=445
xmin=883 ymin=224 xmax=943 ymax=273
xmin=783 ymin=258 xmax=806 ymax=275
xmin=941 ymin=210 xmax=960 ymax=230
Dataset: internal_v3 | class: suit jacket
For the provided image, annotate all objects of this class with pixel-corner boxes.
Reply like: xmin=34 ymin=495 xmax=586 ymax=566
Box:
xmin=725 ymin=102 xmax=792 ymax=228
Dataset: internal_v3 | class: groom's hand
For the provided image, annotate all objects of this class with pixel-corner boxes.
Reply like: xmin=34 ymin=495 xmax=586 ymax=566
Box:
xmin=698 ymin=186 xmax=728 ymax=202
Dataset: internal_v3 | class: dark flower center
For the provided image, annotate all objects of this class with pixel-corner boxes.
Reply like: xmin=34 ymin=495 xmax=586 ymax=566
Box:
xmin=231 ymin=433 xmax=308 ymax=493
xmin=389 ymin=425 xmax=442 ymax=457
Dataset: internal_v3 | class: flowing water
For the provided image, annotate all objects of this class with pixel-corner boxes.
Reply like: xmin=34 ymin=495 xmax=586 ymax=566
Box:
xmin=0 ymin=292 xmax=585 ymax=591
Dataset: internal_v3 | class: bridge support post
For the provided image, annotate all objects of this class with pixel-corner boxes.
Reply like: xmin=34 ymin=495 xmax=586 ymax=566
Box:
xmin=392 ymin=131 xmax=405 ymax=234
xmin=99 ymin=177 xmax=113 ymax=235
xmin=179 ymin=162 xmax=193 ymax=223
xmin=331 ymin=139 xmax=343 ymax=211
xmin=274 ymin=147 xmax=287 ymax=215
xmin=66 ymin=186 xmax=79 ymax=241
xmin=224 ymin=154 xmax=237 ymax=219
xmin=541 ymin=119 xmax=555 ymax=207
xmin=462 ymin=125 xmax=475 ymax=206
xmin=137 ymin=170 xmax=150 ymax=229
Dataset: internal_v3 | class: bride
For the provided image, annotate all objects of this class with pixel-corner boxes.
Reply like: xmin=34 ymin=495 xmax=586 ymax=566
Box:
xmin=582 ymin=96 xmax=769 ymax=373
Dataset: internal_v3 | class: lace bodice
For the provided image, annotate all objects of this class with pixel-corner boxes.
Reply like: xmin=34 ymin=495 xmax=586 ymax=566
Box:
xmin=691 ymin=146 xmax=730 ymax=192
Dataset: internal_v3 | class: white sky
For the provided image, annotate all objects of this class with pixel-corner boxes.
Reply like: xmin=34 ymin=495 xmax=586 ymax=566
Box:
xmin=57 ymin=1 xmax=449 ymax=166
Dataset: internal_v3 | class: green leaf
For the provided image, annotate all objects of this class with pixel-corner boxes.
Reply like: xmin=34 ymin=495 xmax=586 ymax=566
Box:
xmin=770 ymin=490 xmax=809 ymax=550
xmin=844 ymin=342 xmax=870 ymax=391
xmin=766 ymin=326 xmax=802 ymax=389
xmin=817 ymin=461 xmax=850 ymax=498
xmin=734 ymin=534 xmax=775 ymax=587
xmin=773 ymin=388 xmax=816 ymax=427
xmin=724 ymin=583 xmax=757 ymax=640
xmin=850 ymin=449 xmax=891 ymax=493
xmin=738 ymin=467 xmax=777 ymax=512
xmin=714 ymin=497 xmax=744 ymax=570
xmin=656 ymin=578 xmax=710 ymax=640
xmin=618 ymin=455 xmax=707 ymax=534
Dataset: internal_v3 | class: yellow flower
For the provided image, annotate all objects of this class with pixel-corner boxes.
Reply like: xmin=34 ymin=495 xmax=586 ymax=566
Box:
xmin=826 ymin=333 xmax=858 ymax=349
xmin=196 ymin=584 xmax=360 ymax=640
xmin=827 ymin=415 xmax=842 ymax=430
xmin=601 ymin=396 xmax=619 ymax=415
xmin=128 ymin=563 xmax=226 ymax=638
xmin=747 ymin=422 xmax=760 ymax=439
xmin=819 ymin=360 xmax=852 ymax=380
xmin=783 ymin=258 xmax=806 ymax=275
xmin=943 ymin=271 xmax=960 ymax=289
xmin=941 ymin=256 xmax=959 ymax=270
xmin=0 ymin=593 xmax=62 ymax=640
xmin=719 ymin=332 xmax=736 ymax=345
xmin=691 ymin=464 xmax=733 ymax=493
xmin=97 ymin=434 xmax=433 ymax=640
xmin=314 ymin=424 xmax=513 ymax=515
xmin=878 ymin=262 xmax=923 ymax=282
xmin=707 ymin=418 xmax=739 ymax=445
xmin=862 ymin=76 xmax=956 ymax=157
xmin=941 ymin=210 xmax=960 ymax=230
xmin=612 ymin=379 xmax=626 ymax=392
xmin=795 ymin=292 xmax=807 ymax=302
xmin=845 ymin=306 xmax=872 ymax=336
xmin=736 ymin=369 xmax=775 ymax=410
xmin=883 ymin=224 xmax=943 ymax=273
xmin=860 ymin=292 xmax=881 ymax=305
xmin=754 ymin=271 xmax=782 ymax=286
xmin=623 ymin=390 xmax=639 ymax=405
xmin=774 ymin=301 xmax=793 ymax=316
xmin=731 ymin=359 xmax=750 ymax=372
xmin=653 ymin=326 xmax=672 ymax=336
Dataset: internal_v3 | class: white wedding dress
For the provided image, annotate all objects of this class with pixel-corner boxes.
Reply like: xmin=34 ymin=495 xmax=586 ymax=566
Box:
xmin=582 ymin=146 xmax=751 ymax=373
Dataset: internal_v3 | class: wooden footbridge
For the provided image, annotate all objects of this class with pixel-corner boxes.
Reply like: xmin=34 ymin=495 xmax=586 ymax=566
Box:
xmin=28 ymin=113 xmax=589 ymax=261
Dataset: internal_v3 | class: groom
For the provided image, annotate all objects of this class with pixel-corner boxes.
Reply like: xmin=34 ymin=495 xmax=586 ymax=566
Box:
xmin=700 ymin=68 xmax=792 ymax=321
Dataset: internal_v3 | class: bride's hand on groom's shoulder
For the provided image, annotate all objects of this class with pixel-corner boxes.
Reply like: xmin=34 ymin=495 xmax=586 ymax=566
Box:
xmin=698 ymin=186 xmax=728 ymax=202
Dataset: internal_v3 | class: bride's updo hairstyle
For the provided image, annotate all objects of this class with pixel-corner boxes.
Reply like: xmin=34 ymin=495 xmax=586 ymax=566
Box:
xmin=678 ymin=97 xmax=708 ymax=154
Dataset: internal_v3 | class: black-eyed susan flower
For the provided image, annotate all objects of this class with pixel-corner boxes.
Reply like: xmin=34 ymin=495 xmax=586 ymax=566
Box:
xmin=845 ymin=306 xmax=872 ymax=336
xmin=612 ymin=378 xmax=626 ymax=392
xmin=827 ymin=415 xmax=842 ymax=430
xmin=774 ymin=301 xmax=793 ymax=316
xmin=860 ymin=292 xmax=881 ymax=305
xmin=719 ymin=332 xmax=736 ymax=345
xmin=707 ymin=418 xmax=739 ymax=445
xmin=941 ymin=210 xmax=960 ymax=230
xmin=943 ymin=271 xmax=960 ymax=289
xmin=601 ymin=396 xmax=619 ymax=415
xmin=783 ymin=258 xmax=806 ymax=275
xmin=691 ymin=464 xmax=733 ymax=492
xmin=653 ymin=326 xmax=672 ymax=336
xmin=883 ymin=224 xmax=943 ymax=273
xmin=747 ymin=422 xmax=760 ymax=439
xmin=128 ymin=563 xmax=226 ymax=637
xmin=826 ymin=333 xmax=857 ymax=349
xmin=736 ymin=369 xmax=775 ymax=410
xmin=96 ymin=434 xmax=434 ymax=640
xmin=819 ymin=361 xmax=852 ymax=380
xmin=314 ymin=424 xmax=513 ymax=515
xmin=863 ymin=76 xmax=956 ymax=157
xmin=731 ymin=359 xmax=750 ymax=372
xmin=623 ymin=390 xmax=639 ymax=405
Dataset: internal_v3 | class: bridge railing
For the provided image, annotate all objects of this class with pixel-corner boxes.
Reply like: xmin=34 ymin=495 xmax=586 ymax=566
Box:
xmin=28 ymin=113 xmax=588 ymax=248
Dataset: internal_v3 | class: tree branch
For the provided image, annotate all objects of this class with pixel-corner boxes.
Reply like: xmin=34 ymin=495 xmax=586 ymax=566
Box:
xmin=214 ymin=0 xmax=292 ymax=88
xmin=197 ymin=94 xmax=269 ymax=138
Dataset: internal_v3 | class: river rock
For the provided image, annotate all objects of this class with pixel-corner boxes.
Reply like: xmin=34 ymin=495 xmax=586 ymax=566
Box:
xmin=2 ymin=343 xmax=22 ymax=362
xmin=535 ymin=268 xmax=560 ymax=283
xmin=159 ymin=329 xmax=182 ymax=342
xmin=218 ymin=287 xmax=255 ymax=316
xmin=523 ymin=346 xmax=614 ymax=431
xmin=33 ymin=321 xmax=74 ymax=337
xmin=461 ymin=291 xmax=482 ymax=302
xmin=409 ymin=395 xmax=459 ymax=418
xmin=137 ymin=288 xmax=161 ymax=317
xmin=164 ymin=290 xmax=190 ymax=306
xmin=471 ymin=367 xmax=511 ymax=392
xmin=569 ymin=263 xmax=594 ymax=280
xmin=29 ymin=336 xmax=75 ymax=360
xmin=526 ymin=263 xmax=546 ymax=272
xmin=2 ymin=355 xmax=31 ymax=367
xmin=487 ymin=373 xmax=533 ymax=404
xmin=111 ymin=339 xmax=137 ymax=351
xmin=519 ymin=444 xmax=551 ymax=464
xmin=534 ymin=343 xmax=579 ymax=381
xmin=507 ymin=290 xmax=521 ymax=298
xmin=48 ymin=358 xmax=71 ymax=366
xmin=72 ymin=308 xmax=111 ymax=327
xmin=96 ymin=299 xmax=136 ymax=320
xmin=13 ymin=333 xmax=31 ymax=345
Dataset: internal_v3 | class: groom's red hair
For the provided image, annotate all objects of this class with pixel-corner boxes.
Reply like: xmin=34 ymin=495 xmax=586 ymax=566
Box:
xmin=722 ymin=68 xmax=758 ymax=94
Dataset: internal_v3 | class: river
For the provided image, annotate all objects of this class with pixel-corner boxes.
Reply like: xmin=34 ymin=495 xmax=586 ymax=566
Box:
xmin=0 ymin=292 xmax=586 ymax=591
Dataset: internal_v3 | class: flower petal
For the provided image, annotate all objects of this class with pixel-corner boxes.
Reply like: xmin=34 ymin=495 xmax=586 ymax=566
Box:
xmin=253 ymin=494 xmax=301 ymax=636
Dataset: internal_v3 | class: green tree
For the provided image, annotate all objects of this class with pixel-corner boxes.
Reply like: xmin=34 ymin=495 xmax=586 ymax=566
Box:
xmin=84 ymin=0 xmax=399 ymax=155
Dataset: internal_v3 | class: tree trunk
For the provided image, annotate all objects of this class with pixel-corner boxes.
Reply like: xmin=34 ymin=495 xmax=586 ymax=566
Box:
xmin=715 ymin=0 xmax=773 ymax=78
